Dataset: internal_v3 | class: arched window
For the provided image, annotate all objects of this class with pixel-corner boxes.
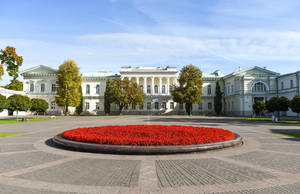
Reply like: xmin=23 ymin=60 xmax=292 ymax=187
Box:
xmin=86 ymin=84 xmax=90 ymax=94
xmin=162 ymin=85 xmax=166 ymax=94
xmin=252 ymin=82 xmax=267 ymax=92
xmin=154 ymin=85 xmax=158 ymax=93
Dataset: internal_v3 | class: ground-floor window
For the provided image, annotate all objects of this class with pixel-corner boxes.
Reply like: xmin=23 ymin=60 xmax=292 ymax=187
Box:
xmin=124 ymin=104 xmax=128 ymax=110
xmin=96 ymin=102 xmax=100 ymax=110
xmin=147 ymin=102 xmax=151 ymax=110
xmin=139 ymin=104 xmax=144 ymax=110
xmin=179 ymin=103 xmax=184 ymax=110
xmin=51 ymin=101 xmax=55 ymax=110
xmin=155 ymin=102 xmax=159 ymax=110
xmin=86 ymin=102 xmax=90 ymax=110
xmin=162 ymin=102 xmax=166 ymax=109
xmin=208 ymin=102 xmax=212 ymax=110
xmin=198 ymin=103 xmax=202 ymax=110
xmin=132 ymin=104 xmax=136 ymax=110
xmin=170 ymin=102 xmax=174 ymax=109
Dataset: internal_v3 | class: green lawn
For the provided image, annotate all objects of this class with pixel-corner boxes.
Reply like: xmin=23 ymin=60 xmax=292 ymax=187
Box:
xmin=273 ymin=132 xmax=300 ymax=138
xmin=0 ymin=117 xmax=53 ymax=124
xmin=239 ymin=117 xmax=300 ymax=124
xmin=0 ymin=132 xmax=24 ymax=137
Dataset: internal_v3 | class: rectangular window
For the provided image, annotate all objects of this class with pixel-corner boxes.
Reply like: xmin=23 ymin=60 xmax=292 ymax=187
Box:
xmin=132 ymin=104 xmax=136 ymax=110
xmin=179 ymin=103 xmax=184 ymax=110
xmin=96 ymin=102 xmax=100 ymax=110
xmin=41 ymin=84 xmax=45 ymax=92
xmin=139 ymin=104 xmax=144 ymax=110
xmin=86 ymin=85 xmax=90 ymax=94
xmin=96 ymin=84 xmax=100 ymax=94
xmin=51 ymin=84 xmax=56 ymax=92
xmin=51 ymin=101 xmax=55 ymax=110
xmin=290 ymin=80 xmax=294 ymax=88
xmin=30 ymin=83 xmax=34 ymax=92
xmin=147 ymin=102 xmax=151 ymax=110
xmin=162 ymin=102 xmax=166 ymax=109
xmin=231 ymin=85 xmax=234 ymax=93
xmin=154 ymin=85 xmax=158 ymax=94
xmin=281 ymin=82 xmax=284 ymax=89
xmin=162 ymin=85 xmax=166 ymax=94
xmin=169 ymin=85 xmax=173 ymax=93
xmin=207 ymin=85 xmax=211 ymax=95
xmin=198 ymin=104 xmax=202 ymax=110
xmin=208 ymin=102 xmax=212 ymax=110
xmin=147 ymin=85 xmax=151 ymax=94
xmin=170 ymin=102 xmax=174 ymax=109
xmin=155 ymin=102 xmax=159 ymax=110
xmin=86 ymin=102 xmax=90 ymax=110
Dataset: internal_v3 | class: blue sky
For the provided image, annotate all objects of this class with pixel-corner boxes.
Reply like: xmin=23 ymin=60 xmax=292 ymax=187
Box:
xmin=1 ymin=0 xmax=300 ymax=84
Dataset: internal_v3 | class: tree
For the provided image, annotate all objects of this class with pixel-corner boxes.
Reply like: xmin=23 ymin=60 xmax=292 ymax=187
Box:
xmin=6 ymin=94 xmax=31 ymax=120
xmin=104 ymin=79 xmax=112 ymax=114
xmin=30 ymin=98 xmax=49 ymax=114
xmin=0 ymin=94 xmax=6 ymax=112
xmin=75 ymin=85 xmax=83 ymax=115
xmin=172 ymin=64 xmax=203 ymax=115
xmin=0 ymin=46 xmax=23 ymax=81
xmin=289 ymin=94 xmax=300 ymax=116
xmin=110 ymin=77 xmax=144 ymax=114
xmin=252 ymin=100 xmax=266 ymax=116
xmin=214 ymin=81 xmax=222 ymax=115
xmin=55 ymin=60 xmax=82 ymax=115
xmin=3 ymin=79 xmax=23 ymax=91
xmin=266 ymin=96 xmax=289 ymax=120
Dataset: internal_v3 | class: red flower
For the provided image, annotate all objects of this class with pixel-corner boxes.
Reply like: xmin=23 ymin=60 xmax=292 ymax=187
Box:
xmin=62 ymin=125 xmax=235 ymax=146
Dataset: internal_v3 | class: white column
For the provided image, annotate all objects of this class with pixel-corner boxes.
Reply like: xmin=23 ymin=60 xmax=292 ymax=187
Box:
xmin=151 ymin=77 xmax=154 ymax=94
xmin=167 ymin=77 xmax=170 ymax=95
xmin=143 ymin=77 xmax=147 ymax=93
xmin=159 ymin=77 xmax=162 ymax=94
xmin=136 ymin=77 xmax=139 ymax=85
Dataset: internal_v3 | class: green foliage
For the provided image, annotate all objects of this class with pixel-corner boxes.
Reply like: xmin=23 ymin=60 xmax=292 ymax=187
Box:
xmin=75 ymin=85 xmax=83 ymax=115
xmin=30 ymin=98 xmax=49 ymax=114
xmin=6 ymin=94 xmax=31 ymax=118
xmin=0 ymin=46 xmax=23 ymax=80
xmin=289 ymin=94 xmax=300 ymax=115
xmin=252 ymin=100 xmax=266 ymax=116
xmin=104 ymin=79 xmax=112 ymax=114
xmin=266 ymin=96 xmax=290 ymax=119
xmin=172 ymin=64 xmax=203 ymax=115
xmin=55 ymin=60 xmax=82 ymax=115
xmin=109 ymin=77 xmax=144 ymax=114
xmin=3 ymin=79 xmax=23 ymax=91
xmin=214 ymin=81 xmax=222 ymax=115
xmin=0 ymin=94 xmax=6 ymax=112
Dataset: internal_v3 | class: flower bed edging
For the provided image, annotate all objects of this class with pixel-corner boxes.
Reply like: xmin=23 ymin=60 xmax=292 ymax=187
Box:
xmin=52 ymin=133 xmax=243 ymax=155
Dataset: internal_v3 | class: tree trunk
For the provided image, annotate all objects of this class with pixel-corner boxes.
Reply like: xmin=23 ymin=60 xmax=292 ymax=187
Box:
xmin=16 ymin=110 xmax=18 ymax=121
xmin=277 ymin=111 xmax=280 ymax=121
xmin=65 ymin=105 xmax=69 ymax=116
xmin=185 ymin=103 xmax=192 ymax=116
xmin=118 ymin=104 xmax=123 ymax=115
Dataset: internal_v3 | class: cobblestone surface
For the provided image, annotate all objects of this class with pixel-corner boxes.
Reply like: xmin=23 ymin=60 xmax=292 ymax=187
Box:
xmin=0 ymin=116 xmax=299 ymax=194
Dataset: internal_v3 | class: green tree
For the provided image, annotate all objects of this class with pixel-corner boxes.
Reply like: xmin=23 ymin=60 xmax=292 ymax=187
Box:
xmin=110 ymin=77 xmax=144 ymax=114
xmin=0 ymin=46 xmax=23 ymax=81
xmin=6 ymin=94 xmax=31 ymax=120
xmin=252 ymin=100 xmax=266 ymax=116
xmin=214 ymin=81 xmax=223 ymax=115
xmin=104 ymin=79 xmax=112 ymax=114
xmin=0 ymin=94 xmax=6 ymax=112
xmin=75 ymin=85 xmax=83 ymax=115
xmin=3 ymin=80 xmax=23 ymax=91
xmin=266 ymin=96 xmax=289 ymax=120
xmin=289 ymin=94 xmax=300 ymax=116
xmin=172 ymin=64 xmax=203 ymax=115
xmin=30 ymin=98 xmax=49 ymax=114
xmin=55 ymin=60 xmax=82 ymax=115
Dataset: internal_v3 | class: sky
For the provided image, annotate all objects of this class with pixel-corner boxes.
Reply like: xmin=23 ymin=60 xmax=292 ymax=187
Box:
xmin=1 ymin=0 xmax=300 ymax=84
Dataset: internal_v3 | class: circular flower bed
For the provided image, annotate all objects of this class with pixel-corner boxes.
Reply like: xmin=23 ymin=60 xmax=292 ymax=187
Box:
xmin=61 ymin=125 xmax=235 ymax=146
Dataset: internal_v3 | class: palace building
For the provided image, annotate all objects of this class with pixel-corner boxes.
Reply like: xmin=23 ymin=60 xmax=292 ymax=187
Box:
xmin=18 ymin=65 xmax=300 ymax=116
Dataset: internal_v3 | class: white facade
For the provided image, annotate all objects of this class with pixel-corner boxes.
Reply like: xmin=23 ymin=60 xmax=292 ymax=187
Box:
xmin=14 ymin=65 xmax=300 ymax=116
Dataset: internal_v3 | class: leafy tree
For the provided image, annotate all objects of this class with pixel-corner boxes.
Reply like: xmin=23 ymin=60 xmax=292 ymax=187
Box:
xmin=0 ymin=46 xmax=23 ymax=81
xmin=214 ymin=81 xmax=222 ymax=115
xmin=0 ymin=94 xmax=6 ymax=112
xmin=55 ymin=60 xmax=82 ymax=115
xmin=289 ymin=94 xmax=300 ymax=116
xmin=75 ymin=85 xmax=83 ymax=115
xmin=172 ymin=64 xmax=203 ymax=115
xmin=6 ymin=94 xmax=31 ymax=120
xmin=30 ymin=98 xmax=49 ymax=114
xmin=252 ymin=100 xmax=266 ymax=116
xmin=266 ymin=96 xmax=289 ymax=120
xmin=110 ymin=77 xmax=144 ymax=114
xmin=3 ymin=79 xmax=23 ymax=91
xmin=104 ymin=79 xmax=112 ymax=114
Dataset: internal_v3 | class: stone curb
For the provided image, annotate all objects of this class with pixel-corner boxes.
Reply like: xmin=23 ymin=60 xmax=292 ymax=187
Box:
xmin=52 ymin=133 xmax=243 ymax=155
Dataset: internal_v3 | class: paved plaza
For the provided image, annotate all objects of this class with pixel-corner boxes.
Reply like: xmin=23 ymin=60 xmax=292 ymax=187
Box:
xmin=0 ymin=116 xmax=299 ymax=194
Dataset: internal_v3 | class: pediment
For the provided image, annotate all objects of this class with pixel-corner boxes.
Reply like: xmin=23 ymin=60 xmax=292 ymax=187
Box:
xmin=21 ymin=65 xmax=57 ymax=75
xmin=238 ymin=66 xmax=279 ymax=77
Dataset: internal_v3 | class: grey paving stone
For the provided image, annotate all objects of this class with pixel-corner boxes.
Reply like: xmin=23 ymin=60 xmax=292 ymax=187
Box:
xmin=203 ymin=182 xmax=300 ymax=194
xmin=229 ymin=151 xmax=300 ymax=173
xmin=260 ymin=144 xmax=300 ymax=154
xmin=0 ymin=151 xmax=65 ymax=173
xmin=17 ymin=158 xmax=140 ymax=187
xmin=0 ymin=137 xmax=39 ymax=143
xmin=255 ymin=138 xmax=299 ymax=144
xmin=155 ymin=158 xmax=274 ymax=187
xmin=0 ymin=184 xmax=79 ymax=194
xmin=0 ymin=144 xmax=35 ymax=153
